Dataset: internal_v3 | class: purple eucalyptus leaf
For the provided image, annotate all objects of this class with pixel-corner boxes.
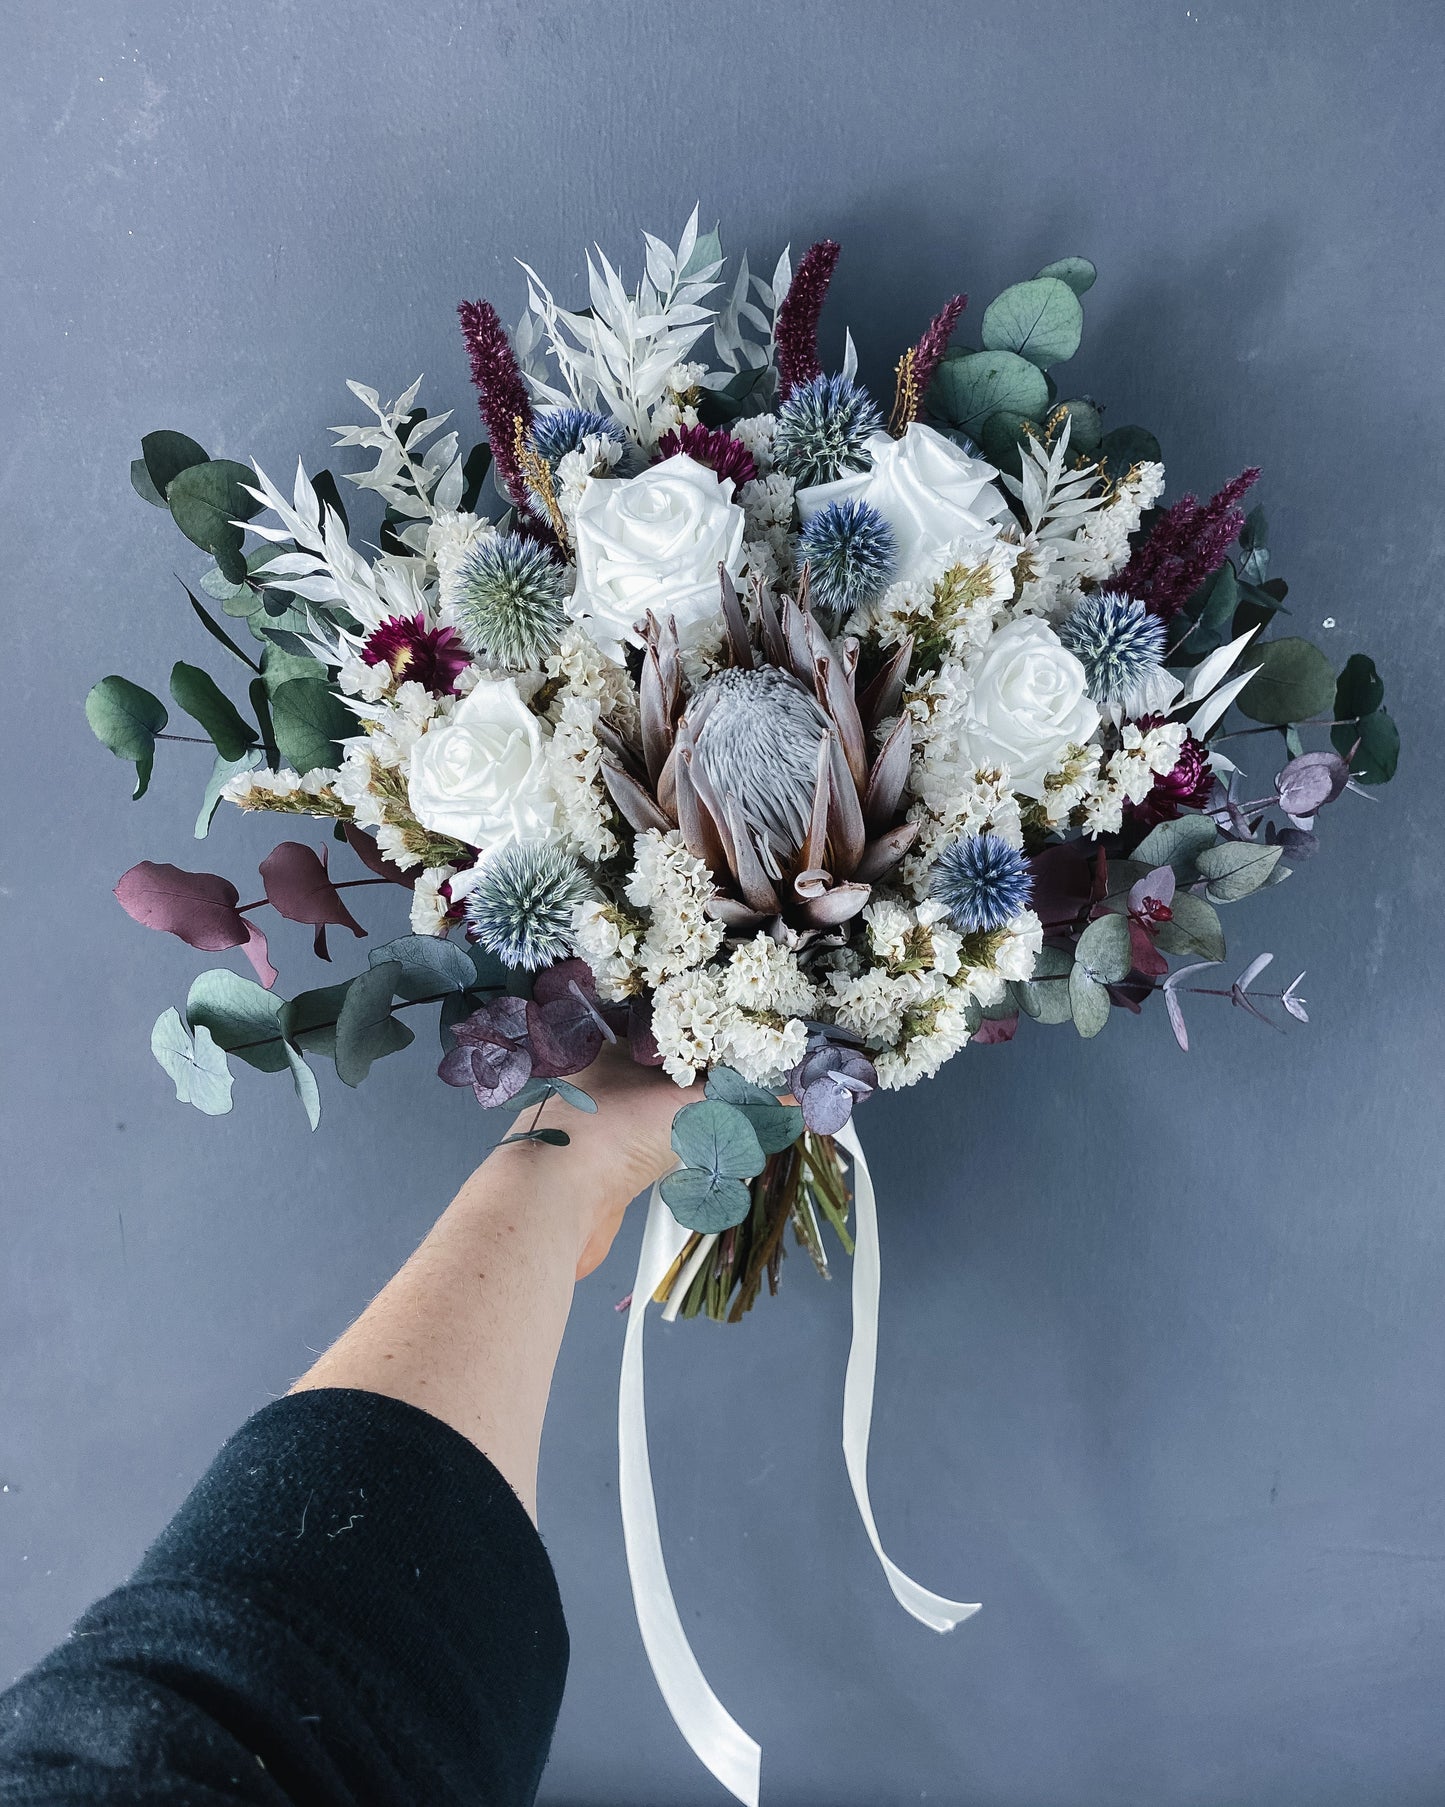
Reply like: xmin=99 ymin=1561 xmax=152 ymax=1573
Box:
xmin=241 ymin=919 xmax=278 ymax=990
xmin=1234 ymin=952 xmax=1274 ymax=992
xmin=438 ymin=1043 xmax=482 ymax=1088
xmin=526 ymin=997 xmax=604 ymax=1079
xmin=1127 ymin=918 xmax=1170 ymax=978
xmin=452 ymin=993 xmax=530 ymax=1048
xmin=790 ymin=1042 xmax=877 ymax=1099
xmin=628 ymin=996 xmax=663 ymax=1067
xmin=115 ymin=860 xmax=248 ymax=950
xmin=469 ymin=1040 xmax=534 ymax=1106
xmin=260 ymin=841 xmax=366 ymax=938
xmin=532 ymin=957 xmax=597 ymax=1007
xmin=800 ymin=1075 xmax=857 ymax=1134
xmin=1276 ymin=751 xmax=1350 ymax=817
xmin=1267 ymin=823 xmax=1321 ymax=860
xmin=343 ymin=822 xmax=415 ymax=887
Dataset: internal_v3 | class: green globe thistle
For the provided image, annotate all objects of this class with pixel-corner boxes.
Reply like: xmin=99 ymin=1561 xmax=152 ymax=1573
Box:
xmin=464 ymin=840 xmax=592 ymax=972
xmin=450 ymin=532 xmax=568 ymax=669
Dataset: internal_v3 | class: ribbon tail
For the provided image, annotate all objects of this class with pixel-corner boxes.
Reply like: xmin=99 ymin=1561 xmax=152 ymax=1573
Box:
xmin=835 ymin=1119 xmax=981 ymax=1633
xmin=618 ymin=1184 xmax=763 ymax=1807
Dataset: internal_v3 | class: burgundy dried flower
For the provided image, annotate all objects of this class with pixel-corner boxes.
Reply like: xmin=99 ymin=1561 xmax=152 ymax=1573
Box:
xmin=909 ymin=293 xmax=968 ymax=402
xmin=457 ymin=298 xmax=536 ymax=516
xmin=361 ymin=613 xmax=470 ymax=696
xmin=1128 ymin=722 xmax=1215 ymax=829
xmin=774 ymin=239 xmax=841 ymax=400
xmin=1114 ymin=467 xmax=1261 ymax=619
xmin=655 ymin=423 xmax=757 ymax=490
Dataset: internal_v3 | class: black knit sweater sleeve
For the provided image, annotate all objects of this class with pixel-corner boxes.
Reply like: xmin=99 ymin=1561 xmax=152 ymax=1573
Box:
xmin=0 ymin=1389 xmax=569 ymax=1806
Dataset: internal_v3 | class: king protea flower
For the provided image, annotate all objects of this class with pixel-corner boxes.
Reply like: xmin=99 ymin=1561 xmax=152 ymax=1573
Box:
xmin=599 ymin=567 xmax=918 ymax=931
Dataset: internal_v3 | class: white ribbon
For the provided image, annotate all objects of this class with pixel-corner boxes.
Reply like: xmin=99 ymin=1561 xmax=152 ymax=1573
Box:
xmin=618 ymin=1127 xmax=979 ymax=1805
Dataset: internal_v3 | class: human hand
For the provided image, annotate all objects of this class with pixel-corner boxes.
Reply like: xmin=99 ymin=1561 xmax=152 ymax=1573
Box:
xmin=492 ymin=1045 xmax=702 ymax=1279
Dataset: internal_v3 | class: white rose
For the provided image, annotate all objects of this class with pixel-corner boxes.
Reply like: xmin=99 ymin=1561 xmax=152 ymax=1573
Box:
xmin=407 ymin=677 xmax=556 ymax=852
xmin=797 ymin=422 xmax=1009 ymax=574
xmin=955 ymin=618 xmax=1101 ymax=798
xmin=570 ymin=453 xmax=745 ymax=659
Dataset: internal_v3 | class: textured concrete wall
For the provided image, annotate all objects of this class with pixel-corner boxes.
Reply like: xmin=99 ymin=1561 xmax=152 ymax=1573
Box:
xmin=3 ymin=3 xmax=1443 ymax=1801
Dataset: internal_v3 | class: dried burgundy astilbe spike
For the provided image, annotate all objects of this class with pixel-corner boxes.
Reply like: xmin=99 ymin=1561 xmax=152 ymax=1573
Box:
xmin=1116 ymin=467 xmax=1262 ymax=619
xmin=774 ymin=239 xmax=841 ymax=399
xmin=457 ymin=298 xmax=536 ymax=516
xmin=909 ymin=293 xmax=968 ymax=401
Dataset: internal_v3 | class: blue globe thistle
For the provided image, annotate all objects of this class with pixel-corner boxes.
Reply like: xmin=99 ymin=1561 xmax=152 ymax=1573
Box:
xmin=450 ymin=531 xmax=568 ymax=669
xmin=464 ymin=841 xmax=592 ymax=972
xmin=528 ymin=406 xmax=628 ymax=472
xmin=930 ymin=833 xmax=1033 ymax=934
xmin=1058 ymin=590 xmax=1168 ymax=714
xmin=798 ymin=500 xmax=898 ymax=624
xmin=773 ymin=374 xmax=884 ymax=487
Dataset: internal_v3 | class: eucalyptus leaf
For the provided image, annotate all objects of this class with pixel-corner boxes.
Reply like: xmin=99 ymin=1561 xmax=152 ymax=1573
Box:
xmin=151 ymin=1008 xmax=233 ymax=1114
xmin=269 ymin=678 xmax=355 ymax=774
xmin=1236 ymin=637 xmax=1336 ymax=725
xmin=86 ymin=675 xmax=168 ymax=799
xmin=334 ymin=962 xmax=413 ymax=1087
xmin=282 ymin=1040 xmax=322 ymax=1129
xmin=1076 ymin=911 xmax=1132 ymax=983
xmin=260 ymin=642 xmax=324 ymax=695
xmin=1055 ymin=397 xmax=1103 ymax=455
xmin=1034 ymin=256 xmax=1097 ymax=296
xmin=1010 ymin=945 xmax=1074 ymax=1023
xmin=370 ymin=935 xmax=476 ymax=1001
xmin=195 ymin=748 xmax=261 ymax=838
xmin=980 ymin=278 xmax=1084 ymax=369
xmin=1195 ymin=840 xmax=1284 ymax=902
xmin=1130 ymin=813 xmax=1219 ymax=875
xmin=167 ymin=458 xmax=263 ymax=580
xmin=670 ymin=1098 xmax=766 ymax=1181
xmin=1334 ymin=653 xmax=1384 ymax=723
xmin=659 ymin=1167 xmax=754 ymax=1233
xmin=141 ymin=429 xmax=209 ymax=496
xmin=1332 ymin=708 xmax=1399 ymax=783
xmin=281 ymin=980 xmax=357 ymax=1060
xmin=1068 ymin=965 xmax=1111 ymax=1038
xmin=130 ymin=458 xmax=167 ymax=507
xmin=978 ymin=409 xmax=1033 ymax=473
xmin=548 ymin=1076 xmax=598 ymax=1113
xmin=186 ymin=968 xmax=288 ymax=1073
xmin=169 ymin=661 xmax=257 ymax=761
xmin=925 ymin=349 xmax=1050 ymax=437
xmin=1100 ymin=425 xmax=1161 ymax=479
xmin=1153 ymin=891 xmax=1226 ymax=960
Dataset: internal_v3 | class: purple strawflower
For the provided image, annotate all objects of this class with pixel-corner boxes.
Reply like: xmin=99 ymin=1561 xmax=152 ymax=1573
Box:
xmin=909 ymin=293 xmax=968 ymax=401
xmin=457 ymin=297 xmax=537 ymax=519
xmin=361 ymin=613 xmax=470 ymax=696
xmin=655 ymin=423 xmax=757 ymax=490
xmin=775 ymin=239 xmax=841 ymax=400
xmin=1115 ymin=467 xmax=1261 ymax=619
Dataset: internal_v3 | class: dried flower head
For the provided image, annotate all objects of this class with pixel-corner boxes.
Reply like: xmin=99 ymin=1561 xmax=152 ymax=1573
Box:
xmin=654 ymin=423 xmax=757 ymax=490
xmin=449 ymin=531 xmax=568 ymax=669
xmin=361 ymin=614 xmax=469 ymax=696
xmin=773 ymin=374 xmax=883 ymax=487
xmin=1058 ymin=591 xmax=1168 ymax=714
xmin=930 ymin=833 xmax=1032 ymax=934
xmin=464 ymin=840 xmax=591 ymax=971
xmin=798 ymin=499 xmax=897 ymax=625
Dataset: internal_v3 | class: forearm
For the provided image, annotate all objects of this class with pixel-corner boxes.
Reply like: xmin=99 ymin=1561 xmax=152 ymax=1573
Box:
xmin=292 ymin=1134 xmax=593 ymax=1519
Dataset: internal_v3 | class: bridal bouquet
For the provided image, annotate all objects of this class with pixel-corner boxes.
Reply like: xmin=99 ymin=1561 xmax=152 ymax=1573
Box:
xmin=92 ymin=213 xmax=1395 ymax=1319
xmin=90 ymin=211 xmax=1396 ymax=1798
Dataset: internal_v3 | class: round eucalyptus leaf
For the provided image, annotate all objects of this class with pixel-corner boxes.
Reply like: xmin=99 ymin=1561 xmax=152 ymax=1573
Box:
xmin=167 ymin=458 xmax=262 ymax=569
xmin=1055 ymin=396 xmax=1103 ymax=454
xmin=1068 ymin=965 xmax=1111 ymax=1038
xmin=980 ymin=278 xmax=1084 ymax=369
xmin=978 ymin=409 xmax=1033 ymax=474
xmin=670 ymin=1098 xmax=766 ymax=1181
xmin=269 ymin=678 xmax=355 ymax=774
xmin=1076 ymin=911 xmax=1132 ymax=984
xmin=141 ymin=429 xmax=209 ymax=496
xmin=1034 ymin=256 xmax=1097 ymax=296
xmin=86 ymin=675 xmax=168 ymax=799
xmin=369 ymin=934 xmax=476 ymax=1001
xmin=334 ymin=961 xmax=414 ymax=1088
xmin=1194 ymin=840 xmax=1284 ymax=902
xmin=152 ymin=1009 xmax=234 ymax=1115
xmin=925 ymin=349 xmax=1050 ymax=438
xmin=1236 ymin=637 xmax=1336 ymax=725
xmin=1100 ymin=425 xmax=1162 ymax=479
xmin=1332 ymin=709 xmax=1399 ymax=784
xmin=659 ymin=1167 xmax=754 ymax=1234
xmin=187 ymin=967 xmax=289 ymax=1073
xmin=1334 ymin=653 xmax=1384 ymax=722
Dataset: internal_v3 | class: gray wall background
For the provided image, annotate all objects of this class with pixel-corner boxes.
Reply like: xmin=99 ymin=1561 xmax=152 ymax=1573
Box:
xmin=3 ymin=2 xmax=1443 ymax=1801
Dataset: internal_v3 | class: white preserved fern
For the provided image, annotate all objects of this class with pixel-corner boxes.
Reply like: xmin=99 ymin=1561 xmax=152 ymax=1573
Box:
xmin=328 ymin=378 xmax=465 ymax=530
xmin=708 ymin=243 xmax=793 ymax=401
